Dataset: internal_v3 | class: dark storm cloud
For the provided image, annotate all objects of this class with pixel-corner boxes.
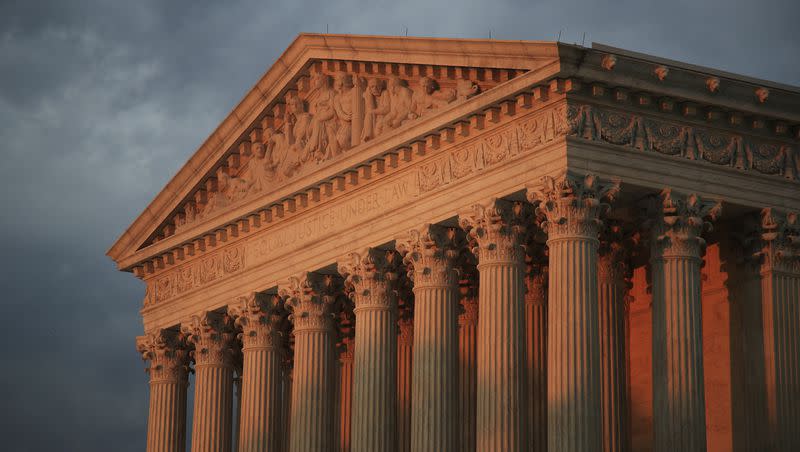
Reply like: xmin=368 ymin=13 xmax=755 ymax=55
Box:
xmin=0 ymin=0 xmax=796 ymax=450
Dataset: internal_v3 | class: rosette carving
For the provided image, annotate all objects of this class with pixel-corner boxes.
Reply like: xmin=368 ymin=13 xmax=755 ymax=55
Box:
xmin=459 ymin=199 xmax=531 ymax=265
xmin=758 ymin=208 xmax=800 ymax=275
xmin=396 ymin=224 xmax=464 ymax=288
xmin=136 ymin=328 xmax=191 ymax=383
xmin=181 ymin=311 xmax=237 ymax=367
xmin=527 ymin=173 xmax=621 ymax=240
xmin=648 ymin=189 xmax=722 ymax=260
xmin=338 ymin=248 xmax=401 ymax=310
xmin=229 ymin=293 xmax=287 ymax=350
xmin=279 ymin=272 xmax=340 ymax=332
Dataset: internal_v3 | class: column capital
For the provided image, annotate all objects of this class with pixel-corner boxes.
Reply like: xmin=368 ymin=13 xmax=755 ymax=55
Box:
xmin=598 ymin=221 xmax=636 ymax=285
xmin=229 ymin=293 xmax=287 ymax=351
xmin=648 ymin=189 xmax=722 ymax=260
xmin=526 ymin=172 xmax=621 ymax=240
xmin=524 ymin=238 xmax=548 ymax=306
xmin=181 ymin=311 xmax=237 ymax=367
xmin=396 ymin=223 xmax=464 ymax=288
xmin=338 ymin=247 xmax=402 ymax=310
xmin=136 ymin=328 xmax=190 ymax=384
xmin=758 ymin=208 xmax=800 ymax=275
xmin=279 ymin=272 xmax=340 ymax=332
xmin=459 ymin=198 xmax=531 ymax=265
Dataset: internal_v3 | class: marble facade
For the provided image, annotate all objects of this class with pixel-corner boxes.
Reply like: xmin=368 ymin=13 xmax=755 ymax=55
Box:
xmin=112 ymin=34 xmax=800 ymax=452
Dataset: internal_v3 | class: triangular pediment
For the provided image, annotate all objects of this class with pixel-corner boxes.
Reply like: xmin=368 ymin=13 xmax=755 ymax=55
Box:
xmin=107 ymin=34 xmax=565 ymax=269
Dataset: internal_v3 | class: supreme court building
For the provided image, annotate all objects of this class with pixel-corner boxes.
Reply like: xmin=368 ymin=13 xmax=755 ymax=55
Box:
xmin=108 ymin=35 xmax=800 ymax=452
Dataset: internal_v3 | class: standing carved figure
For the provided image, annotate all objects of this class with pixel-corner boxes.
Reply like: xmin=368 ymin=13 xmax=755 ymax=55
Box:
xmin=361 ymin=78 xmax=391 ymax=142
xmin=332 ymin=73 xmax=355 ymax=151
xmin=304 ymin=73 xmax=339 ymax=162
xmin=283 ymin=92 xmax=310 ymax=175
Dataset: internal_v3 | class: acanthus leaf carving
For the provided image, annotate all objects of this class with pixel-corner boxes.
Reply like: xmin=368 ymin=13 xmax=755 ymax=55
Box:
xmin=458 ymin=198 xmax=531 ymax=265
xmin=181 ymin=311 xmax=237 ymax=367
xmin=278 ymin=272 xmax=340 ymax=332
xmin=396 ymin=224 xmax=464 ymax=288
xmin=758 ymin=208 xmax=800 ymax=275
xmin=337 ymin=247 xmax=401 ymax=310
xmin=527 ymin=172 xmax=621 ymax=240
xmin=136 ymin=328 xmax=191 ymax=383
xmin=228 ymin=292 xmax=287 ymax=350
xmin=648 ymin=189 xmax=722 ymax=260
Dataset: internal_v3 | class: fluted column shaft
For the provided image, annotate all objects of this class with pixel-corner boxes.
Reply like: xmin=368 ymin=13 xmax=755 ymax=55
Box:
xmin=335 ymin=338 xmax=354 ymax=452
xmin=460 ymin=199 xmax=529 ymax=452
xmin=598 ymin=243 xmax=631 ymax=452
xmin=650 ymin=190 xmax=720 ymax=452
xmin=528 ymin=173 xmax=620 ymax=452
xmin=137 ymin=330 xmax=190 ymax=452
xmin=397 ymin=319 xmax=413 ymax=452
xmin=756 ymin=208 xmax=800 ymax=451
xmin=339 ymin=249 xmax=400 ymax=452
xmin=231 ymin=294 xmax=286 ymax=452
xmin=280 ymin=273 xmax=339 ymax=452
xmin=397 ymin=224 xmax=461 ymax=452
xmin=458 ymin=297 xmax=478 ymax=452
xmin=524 ymin=264 xmax=547 ymax=451
xmin=184 ymin=313 xmax=236 ymax=452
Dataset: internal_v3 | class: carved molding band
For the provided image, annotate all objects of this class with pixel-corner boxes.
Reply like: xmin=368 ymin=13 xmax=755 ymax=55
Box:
xmin=568 ymin=104 xmax=800 ymax=181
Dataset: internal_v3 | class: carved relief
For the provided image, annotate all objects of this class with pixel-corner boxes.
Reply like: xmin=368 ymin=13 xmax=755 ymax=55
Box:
xmin=181 ymin=311 xmax=237 ymax=367
xmin=527 ymin=173 xmax=621 ymax=240
xmin=146 ymin=243 xmax=246 ymax=307
xmin=459 ymin=199 xmax=530 ymax=264
xmin=758 ymin=208 xmax=800 ymax=275
xmin=396 ymin=224 xmax=464 ymax=288
xmin=279 ymin=272 xmax=340 ymax=332
xmin=136 ymin=328 xmax=191 ymax=383
xmin=338 ymin=248 xmax=401 ymax=310
xmin=648 ymin=189 xmax=722 ymax=259
xmin=172 ymin=63 xmax=490 ymax=233
xmin=229 ymin=293 xmax=287 ymax=350
xmin=567 ymin=103 xmax=800 ymax=181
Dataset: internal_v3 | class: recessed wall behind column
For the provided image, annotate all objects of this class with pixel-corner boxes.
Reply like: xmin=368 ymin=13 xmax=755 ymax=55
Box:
xmin=628 ymin=243 xmax=733 ymax=452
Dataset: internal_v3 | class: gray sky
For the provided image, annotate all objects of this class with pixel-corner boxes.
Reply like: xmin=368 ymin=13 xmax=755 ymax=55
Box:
xmin=0 ymin=0 xmax=797 ymax=450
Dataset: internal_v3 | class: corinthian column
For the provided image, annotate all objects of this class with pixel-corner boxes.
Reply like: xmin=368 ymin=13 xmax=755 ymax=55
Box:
xmin=528 ymin=172 xmax=621 ymax=452
xmin=279 ymin=272 xmax=339 ymax=452
xmin=460 ymin=199 xmax=529 ymax=452
xmin=229 ymin=293 xmax=286 ymax=452
xmin=136 ymin=329 xmax=190 ymax=452
xmin=396 ymin=224 xmax=462 ymax=452
xmin=339 ymin=248 xmax=401 ymax=452
xmin=183 ymin=311 xmax=237 ymax=452
xmin=396 ymin=294 xmax=414 ymax=452
xmin=598 ymin=223 xmax=633 ymax=452
xmin=333 ymin=294 xmax=355 ymax=452
xmin=524 ymin=244 xmax=547 ymax=451
xmin=649 ymin=189 xmax=721 ymax=452
xmin=457 ymin=263 xmax=478 ymax=452
xmin=756 ymin=208 xmax=800 ymax=450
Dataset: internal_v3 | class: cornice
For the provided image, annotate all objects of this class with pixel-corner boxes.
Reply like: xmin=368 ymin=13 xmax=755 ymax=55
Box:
xmin=107 ymin=34 xmax=563 ymax=264
xmin=121 ymin=65 xmax=568 ymax=275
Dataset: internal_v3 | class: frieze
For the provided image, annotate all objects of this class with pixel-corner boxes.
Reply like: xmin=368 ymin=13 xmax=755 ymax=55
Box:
xmin=568 ymin=104 xmax=799 ymax=181
xmin=171 ymin=64 xmax=489 ymax=236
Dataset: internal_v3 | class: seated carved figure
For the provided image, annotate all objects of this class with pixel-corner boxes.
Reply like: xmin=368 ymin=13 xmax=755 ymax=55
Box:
xmin=283 ymin=91 xmax=310 ymax=171
xmin=361 ymin=77 xmax=390 ymax=142
xmin=410 ymin=76 xmax=455 ymax=118
xmin=304 ymin=73 xmax=339 ymax=162
xmin=381 ymin=76 xmax=414 ymax=130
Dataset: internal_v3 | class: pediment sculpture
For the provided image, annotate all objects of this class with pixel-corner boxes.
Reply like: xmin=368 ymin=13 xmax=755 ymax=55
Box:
xmin=175 ymin=65 xmax=484 ymax=233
